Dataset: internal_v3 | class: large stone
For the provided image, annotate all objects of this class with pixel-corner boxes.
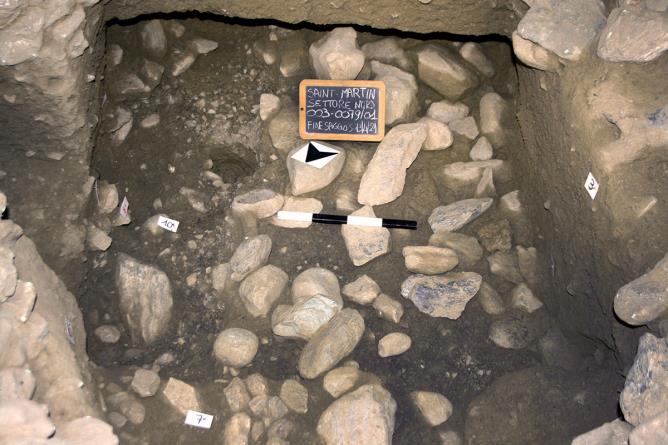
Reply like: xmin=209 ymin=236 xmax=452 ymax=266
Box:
xmin=571 ymin=419 xmax=632 ymax=445
xmin=620 ymin=333 xmax=668 ymax=426
xmin=361 ymin=37 xmax=411 ymax=71
xmin=115 ymin=254 xmax=173 ymax=345
xmin=272 ymin=295 xmax=341 ymax=340
xmin=323 ymin=364 xmax=360 ymax=398
xmin=428 ymin=198 xmax=494 ymax=233
xmin=341 ymin=206 xmax=390 ymax=266
xmin=317 ymin=384 xmax=396 ymax=445
xmin=597 ymin=3 xmax=668 ymax=63
xmin=426 ymin=100 xmax=469 ymax=124
xmin=342 ymin=275 xmax=381 ymax=305
xmin=279 ymin=380 xmax=308 ymax=414
xmin=628 ymin=410 xmax=668 ymax=445
xmin=419 ymin=117 xmax=453 ymax=151
xmin=298 ymin=309 xmax=365 ymax=379
xmin=370 ymin=61 xmax=417 ymax=125
xmin=510 ymin=283 xmax=543 ymax=313
xmin=459 ymin=42 xmax=494 ymax=77
xmin=402 ymin=273 xmax=482 ymax=319
xmin=239 ymin=265 xmax=289 ymax=317
xmin=417 ymin=45 xmax=479 ymax=100
xmin=131 ymin=369 xmax=160 ymax=398
xmin=479 ymin=92 xmax=506 ymax=148
xmin=213 ymin=328 xmax=259 ymax=368
xmin=411 ymin=391 xmax=453 ymax=427
xmin=230 ymin=235 xmax=272 ymax=282
xmin=287 ymin=142 xmax=346 ymax=195
xmin=358 ymin=123 xmax=427 ymax=206
xmin=268 ymin=107 xmax=300 ymax=154
xmin=378 ymin=332 xmax=412 ymax=357
xmin=429 ymin=232 xmax=483 ymax=268
xmin=517 ymin=0 xmax=606 ymax=61
xmin=291 ymin=267 xmax=342 ymax=306
xmin=614 ymin=252 xmax=668 ymax=326
xmin=402 ymin=246 xmax=459 ymax=275
xmin=140 ymin=20 xmax=167 ymax=58
xmin=231 ymin=189 xmax=284 ymax=219
xmin=223 ymin=412 xmax=251 ymax=445
xmin=511 ymin=31 xmax=561 ymax=72
xmin=57 ymin=417 xmax=119 ymax=445
xmin=162 ymin=378 xmax=200 ymax=415
xmin=477 ymin=219 xmax=513 ymax=252
xmin=309 ymin=27 xmax=365 ymax=80
xmin=271 ymin=197 xmax=323 ymax=228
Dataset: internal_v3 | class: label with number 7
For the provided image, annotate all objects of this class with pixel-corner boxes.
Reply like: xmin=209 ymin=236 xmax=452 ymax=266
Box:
xmin=184 ymin=410 xmax=213 ymax=429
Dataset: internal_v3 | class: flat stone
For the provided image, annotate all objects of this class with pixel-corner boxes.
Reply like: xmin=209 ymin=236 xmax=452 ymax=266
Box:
xmin=230 ymin=235 xmax=272 ymax=282
xmin=402 ymin=273 xmax=482 ymax=319
xmin=411 ymin=391 xmax=453 ymax=426
xmin=279 ymin=380 xmax=308 ymax=413
xmin=429 ymin=232 xmax=483 ymax=268
xmin=271 ymin=197 xmax=323 ymax=228
xmin=358 ymin=123 xmax=427 ymax=206
xmin=323 ymin=364 xmax=360 ymax=398
xmin=614 ymin=252 xmax=668 ymax=326
xmin=342 ymin=275 xmax=381 ymax=305
xmin=140 ymin=113 xmax=160 ymax=128
xmin=213 ymin=328 xmax=259 ymax=368
xmin=260 ymin=93 xmax=281 ymax=121
xmin=402 ymin=245 xmax=459 ymax=275
xmin=510 ymin=283 xmax=543 ymax=313
xmin=272 ymin=295 xmax=340 ymax=340
xmin=477 ymin=219 xmax=512 ymax=252
xmin=459 ymin=42 xmax=494 ymax=77
xmin=162 ymin=378 xmax=200 ymax=415
xmin=426 ymin=100 xmax=469 ymax=124
xmin=428 ymin=198 xmax=494 ymax=233
xmin=511 ymin=31 xmax=561 ymax=72
xmin=479 ymin=92 xmax=506 ymax=147
xmin=309 ymin=27 xmax=364 ymax=80
xmin=419 ymin=117 xmax=453 ymax=151
xmin=487 ymin=251 xmax=524 ymax=284
xmin=231 ymin=189 xmax=284 ymax=219
xmin=171 ymin=51 xmax=197 ymax=76
xmin=371 ymin=61 xmax=417 ymax=125
xmin=373 ymin=294 xmax=404 ymax=323
xmin=470 ymin=136 xmax=493 ymax=161
xmin=341 ymin=206 xmax=391 ymax=266
xmin=291 ymin=267 xmax=342 ymax=306
xmin=417 ymin=45 xmax=479 ymax=100
xmin=449 ymin=116 xmax=479 ymax=140
xmin=378 ymin=332 xmax=412 ymax=357
xmin=131 ymin=369 xmax=160 ymax=398
xmin=239 ymin=265 xmax=288 ymax=317
xmin=287 ymin=141 xmax=346 ymax=195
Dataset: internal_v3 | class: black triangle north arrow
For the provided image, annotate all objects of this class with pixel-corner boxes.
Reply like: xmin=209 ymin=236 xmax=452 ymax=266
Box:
xmin=305 ymin=142 xmax=337 ymax=163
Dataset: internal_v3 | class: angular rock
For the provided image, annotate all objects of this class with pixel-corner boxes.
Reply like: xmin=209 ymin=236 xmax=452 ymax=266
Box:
xmin=291 ymin=267 xmax=342 ymax=306
xmin=373 ymin=294 xmax=404 ymax=323
xmin=428 ymin=198 xmax=493 ymax=233
xmin=419 ymin=117 xmax=453 ymax=151
xmin=370 ymin=61 xmax=418 ymax=125
xmin=500 ymin=190 xmax=523 ymax=214
xmin=279 ymin=380 xmax=308 ymax=414
xmin=171 ymin=51 xmax=197 ymax=76
xmin=231 ymin=189 xmax=284 ymax=219
xmin=189 ymin=38 xmax=218 ymax=54
xmin=628 ymin=410 xmax=668 ymax=445
xmin=131 ymin=369 xmax=160 ymax=398
xmin=213 ymin=328 xmax=259 ymax=368
xmin=470 ymin=136 xmax=493 ymax=161
xmin=488 ymin=310 xmax=548 ymax=349
xmin=271 ymin=197 xmax=323 ymax=228
xmin=449 ymin=116 xmax=479 ymax=140
xmin=475 ymin=167 xmax=496 ymax=198
xmin=140 ymin=20 xmax=167 ymax=58
xmin=86 ymin=226 xmax=111 ymax=252
xmin=487 ymin=251 xmax=524 ymax=284
xmin=116 ymin=254 xmax=173 ymax=345
xmin=341 ymin=206 xmax=391 ymax=266
xmin=309 ymin=27 xmax=365 ymax=80
xmin=571 ymin=419 xmax=632 ymax=445
xmin=411 ymin=391 xmax=453 ymax=427
xmin=614 ymin=252 xmax=668 ymax=326
xmin=402 ymin=273 xmax=482 ymax=319
xmin=378 ymin=332 xmax=412 ymax=357
xmin=476 ymin=282 xmax=506 ymax=315
xmin=479 ymin=92 xmax=506 ymax=147
xmin=441 ymin=160 xmax=506 ymax=186
xmin=224 ymin=377 xmax=251 ymax=413
xmin=510 ymin=283 xmax=543 ymax=313
xmin=57 ymin=417 xmax=118 ymax=445
xmin=211 ymin=263 xmax=231 ymax=293
xmin=269 ymin=107 xmax=300 ymax=154
xmin=230 ymin=235 xmax=272 ymax=282
xmin=323 ymin=364 xmax=360 ymax=398
xmin=287 ymin=141 xmax=346 ymax=195
xmin=403 ymin=246 xmax=459 ymax=275
xmin=223 ymin=412 xmax=251 ymax=445
xmin=272 ymin=295 xmax=340 ymax=340
xmin=342 ymin=275 xmax=381 ymax=305
xmin=429 ymin=232 xmax=483 ymax=269
xmin=459 ymin=42 xmax=494 ymax=77
xmin=245 ymin=374 xmax=268 ymax=397
xmin=239 ymin=265 xmax=288 ymax=317
xmin=97 ymin=182 xmax=118 ymax=214
xmin=358 ymin=123 xmax=427 ymax=206
xmin=162 ymin=378 xmax=200 ymax=414
xmin=317 ymin=384 xmax=396 ymax=445
xmin=426 ymin=100 xmax=469 ymax=124
xmin=298 ymin=309 xmax=365 ymax=379
xmin=417 ymin=45 xmax=479 ymax=100
xmin=511 ymin=31 xmax=561 ymax=72
xmin=477 ymin=219 xmax=512 ymax=252
xmin=362 ymin=37 xmax=411 ymax=71
xmin=260 ymin=93 xmax=281 ymax=121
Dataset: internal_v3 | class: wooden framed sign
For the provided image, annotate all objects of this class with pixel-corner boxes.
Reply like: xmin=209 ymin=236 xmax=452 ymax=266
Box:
xmin=299 ymin=79 xmax=386 ymax=142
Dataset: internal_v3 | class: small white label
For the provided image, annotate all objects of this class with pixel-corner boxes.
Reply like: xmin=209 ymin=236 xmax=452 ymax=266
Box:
xmin=119 ymin=196 xmax=129 ymax=218
xmin=184 ymin=410 xmax=213 ymax=429
xmin=157 ymin=215 xmax=180 ymax=232
xmin=584 ymin=172 xmax=599 ymax=200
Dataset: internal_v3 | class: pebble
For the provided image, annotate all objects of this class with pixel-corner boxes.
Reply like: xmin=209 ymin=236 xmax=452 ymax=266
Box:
xmin=378 ymin=332 xmax=412 ymax=357
xmin=130 ymin=369 xmax=160 ymax=398
xmin=341 ymin=206 xmax=391 ymax=266
xmin=500 ymin=190 xmax=523 ymax=214
xmin=429 ymin=232 xmax=483 ymax=268
xmin=239 ymin=265 xmax=288 ymax=317
xmin=342 ymin=275 xmax=381 ymax=305
xmin=291 ymin=267 xmax=342 ymax=306
xmin=417 ymin=44 xmax=479 ymax=99
xmin=428 ymin=198 xmax=493 ymax=233
xmin=229 ymin=235 xmax=272 ymax=282
xmin=411 ymin=391 xmax=453 ymax=426
xmin=510 ymin=283 xmax=543 ymax=313
xmin=469 ymin=136 xmax=493 ymax=161
xmin=476 ymin=282 xmax=506 ymax=315
xmin=140 ymin=113 xmax=160 ymax=128
xmin=162 ymin=377 xmax=201 ymax=414
xmin=86 ymin=225 xmax=112 ymax=252
xmin=279 ymin=380 xmax=308 ymax=413
xmin=323 ymin=364 xmax=360 ymax=398
xmin=459 ymin=42 xmax=494 ymax=77
xmin=402 ymin=245 xmax=459 ymax=275
xmin=213 ymin=328 xmax=259 ymax=368
xmin=171 ymin=52 xmax=197 ymax=76
xmin=402 ymin=273 xmax=482 ymax=319
xmin=224 ymin=377 xmax=251 ymax=412
xmin=309 ymin=27 xmax=365 ymax=80
xmin=614 ymin=252 xmax=668 ymax=326
xmin=426 ymin=100 xmax=469 ymax=124
xmin=373 ymin=293 xmax=405 ymax=323
xmin=189 ymin=38 xmax=218 ymax=54
xmin=211 ymin=263 xmax=231 ymax=293
xmin=94 ymin=325 xmax=121 ymax=344
xmin=419 ymin=117 xmax=454 ymax=150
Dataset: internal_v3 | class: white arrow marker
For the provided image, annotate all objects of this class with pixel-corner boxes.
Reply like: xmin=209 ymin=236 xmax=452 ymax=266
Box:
xmin=291 ymin=141 xmax=341 ymax=169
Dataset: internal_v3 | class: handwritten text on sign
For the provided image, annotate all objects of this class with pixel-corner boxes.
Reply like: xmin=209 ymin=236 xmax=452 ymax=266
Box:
xmin=184 ymin=410 xmax=213 ymax=429
xmin=299 ymin=79 xmax=386 ymax=142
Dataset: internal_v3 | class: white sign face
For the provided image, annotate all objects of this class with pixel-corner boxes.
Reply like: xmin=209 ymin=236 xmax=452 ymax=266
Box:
xmin=119 ymin=196 xmax=129 ymax=218
xmin=184 ymin=410 xmax=213 ymax=429
xmin=584 ymin=172 xmax=599 ymax=200
xmin=157 ymin=215 xmax=180 ymax=232
xmin=291 ymin=141 xmax=340 ymax=169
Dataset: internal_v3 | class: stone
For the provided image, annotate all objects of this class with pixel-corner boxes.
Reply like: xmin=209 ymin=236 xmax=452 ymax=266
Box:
xmin=140 ymin=20 xmax=167 ymax=58
xmin=268 ymin=107 xmax=300 ymax=154
xmin=538 ymin=327 xmax=582 ymax=371
xmin=224 ymin=377 xmax=251 ymax=412
xmin=279 ymin=34 xmax=309 ymax=77
xmin=2 ymin=280 xmax=35 ymax=322
xmin=189 ymin=38 xmax=218 ymax=54
xmin=110 ymin=108 xmax=132 ymax=145
xmin=428 ymin=198 xmax=494 ymax=233
xmin=291 ymin=267 xmax=342 ymax=306
xmin=116 ymin=254 xmax=173 ymax=345
xmin=475 ymin=167 xmax=496 ymax=198
xmin=131 ymin=369 xmax=160 ymax=398
xmin=0 ymin=248 xmax=16 ymax=302
xmin=108 ymin=411 xmax=127 ymax=429
xmin=361 ymin=37 xmax=411 ymax=70
xmin=572 ymin=419 xmax=632 ymax=445
xmin=358 ymin=123 xmax=427 ymax=206
xmin=309 ymin=27 xmax=364 ymax=80
xmin=517 ymin=246 xmax=539 ymax=286
xmin=378 ymin=332 xmax=412 ymax=357
xmin=511 ymin=31 xmax=561 ymax=72
xmin=479 ymin=92 xmax=506 ymax=147
xmin=373 ymin=294 xmax=404 ymax=323
xmin=56 ymin=417 xmax=118 ymax=445
xmin=113 ymin=73 xmax=150 ymax=96
xmin=107 ymin=391 xmax=146 ymax=425
xmin=108 ymin=44 xmax=123 ymax=67
xmin=439 ymin=431 xmax=464 ymax=445
xmin=487 ymin=251 xmax=524 ymax=284
xmin=214 ymin=328 xmax=259 ymax=368
xmin=417 ymin=45 xmax=479 ymax=100
xmin=211 ymin=263 xmax=231 ymax=293
xmin=86 ymin=226 xmax=111 ymax=252
xmin=411 ymin=391 xmax=453 ymax=427
xmin=614 ymin=252 xmax=668 ymax=326
xmin=271 ymin=197 xmax=323 ymax=228
xmin=341 ymin=206 xmax=391 ymax=266
xmin=323 ymin=364 xmax=360 ymax=398
xmin=171 ymin=51 xmax=197 ymax=76
xmin=477 ymin=219 xmax=512 ymax=252
xmin=402 ymin=245 xmax=459 ymax=275
xmin=298 ymin=309 xmax=365 ymax=379
xmin=500 ymin=190 xmax=523 ymax=214
xmin=370 ymin=61 xmax=417 ymax=125
xmin=488 ymin=310 xmax=548 ymax=349
xmin=230 ymin=235 xmax=272 ymax=282
xmin=620 ymin=333 xmax=668 ymax=426
xmin=419 ymin=117 xmax=454 ymax=151
xmin=253 ymin=38 xmax=279 ymax=65
xmin=140 ymin=113 xmax=160 ymax=128
xmin=510 ymin=283 xmax=543 ymax=313
xmin=287 ymin=141 xmax=346 ymax=195
xmin=629 ymin=411 xmax=668 ymax=445
xmin=162 ymin=378 xmax=200 ymax=414
xmin=239 ymin=265 xmax=288 ymax=317
xmin=245 ymin=374 xmax=268 ymax=397
xmin=140 ymin=60 xmax=164 ymax=90
xmin=342 ymin=275 xmax=381 ymax=305
xmin=231 ymin=189 xmax=284 ymax=219
xmin=597 ymin=5 xmax=668 ymax=63
xmin=469 ymin=136 xmax=493 ymax=161
xmin=459 ymin=42 xmax=494 ymax=77
xmin=180 ymin=187 xmax=209 ymax=213
xmin=441 ymin=160 xmax=506 ymax=186
xmin=0 ymin=367 xmax=35 ymax=401
xmin=317 ymin=384 xmax=396 ymax=445
xmin=0 ymin=399 xmax=55 ymax=438
xmin=428 ymin=233 xmax=482 ymax=269
xmin=223 ymin=412 xmax=251 ymax=445
xmin=279 ymin=380 xmax=308 ymax=413
xmin=272 ymin=295 xmax=341 ymax=340
xmin=97 ymin=182 xmax=118 ymax=214
xmin=477 ymin=282 xmax=506 ymax=315
xmin=402 ymin=273 xmax=482 ymax=319
xmin=426 ymin=100 xmax=469 ymax=124
xmin=259 ymin=93 xmax=281 ymax=121
xmin=449 ymin=116 xmax=479 ymax=140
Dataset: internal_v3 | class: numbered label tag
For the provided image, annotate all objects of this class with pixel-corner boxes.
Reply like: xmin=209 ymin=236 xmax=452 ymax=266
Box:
xmin=584 ymin=172 xmax=599 ymax=200
xmin=157 ymin=215 xmax=180 ymax=233
xmin=184 ymin=410 xmax=213 ymax=429
xmin=119 ymin=196 xmax=129 ymax=218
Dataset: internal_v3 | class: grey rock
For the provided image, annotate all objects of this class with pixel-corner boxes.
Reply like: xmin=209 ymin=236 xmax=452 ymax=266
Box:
xmin=487 ymin=251 xmax=524 ymax=284
xmin=417 ymin=45 xmax=479 ymax=100
xmin=428 ymin=198 xmax=494 ymax=233
xmin=479 ymin=92 xmax=506 ymax=147
xmin=403 ymin=273 xmax=482 ymax=319
xmin=239 ymin=265 xmax=288 ymax=317
xmin=373 ymin=293 xmax=405 ymax=323
xmin=170 ymin=51 xmax=197 ymax=76
xmin=411 ymin=391 xmax=453 ymax=427
xmin=370 ymin=61 xmax=418 ymax=125
xmin=230 ymin=235 xmax=272 ymax=282
xmin=476 ymin=282 xmax=506 ymax=315
xmin=426 ymin=100 xmax=469 ymax=124
xmin=189 ymin=38 xmax=218 ymax=54
xmin=213 ymin=328 xmax=259 ymax=368
xmin=475 ymin=167 xmax=496 ymax=198
xmin=429 ymin=232 xmax=483 ymax=268
xmin=341 ymin=206 xmax=391 ymax=266
xmin=291 ymin=267 xmax=342 ymax=306
xmin=272 ymin=295 xmax=340 ymax=340
xmin=572 ymin=419 xmax=631 ymax=445
xmin=342 ymin=275 xmax=381 ymax=305
xmin=116 ymin=254 xmax=173 ymax=345
xmin=402 ymin=245 xmax=459 ymax=275
xmin=309 ymin=27 xmax=365 ymax=80
xmin=510 ymin=283 xmax=543 ymax=313
xmin=614 ymin=252 xmax=668 ymax=326
xmin=287 ymin=141 xmax=346 ymax=195
xmin=378 ymin=332 xmax=412 ymax=357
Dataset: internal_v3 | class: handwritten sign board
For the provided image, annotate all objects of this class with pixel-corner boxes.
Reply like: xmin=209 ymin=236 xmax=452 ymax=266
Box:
xmin=299 ymin=79 xmax=385 ymax=142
